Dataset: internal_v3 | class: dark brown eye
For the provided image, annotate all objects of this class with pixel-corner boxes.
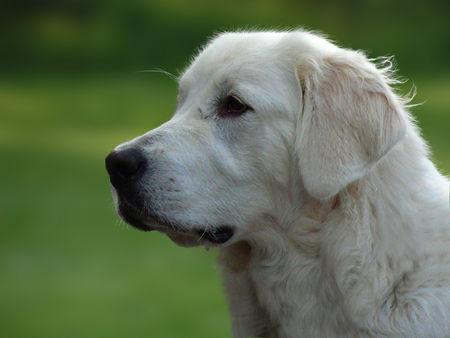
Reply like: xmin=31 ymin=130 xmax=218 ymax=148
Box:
xmin=220 ymin=96 xmax=249 ymax=116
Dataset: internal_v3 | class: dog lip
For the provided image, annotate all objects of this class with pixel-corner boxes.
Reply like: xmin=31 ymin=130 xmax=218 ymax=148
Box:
xmin=128 ymin=220 xmax=154 ymax=232
xmin=123 ymin=215 xmax=154 ymax=232
xmin=117 ymin=199 xmax=234 ymax=243
xmin=196 ymin=226 xmax=235 ymax=244
xmin=118 ymin=202 xmax=154 ymax=232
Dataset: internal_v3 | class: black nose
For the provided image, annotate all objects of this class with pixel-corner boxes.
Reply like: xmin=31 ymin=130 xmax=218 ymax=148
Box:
xmin=105 ymin=149 xmax=147 ymax=188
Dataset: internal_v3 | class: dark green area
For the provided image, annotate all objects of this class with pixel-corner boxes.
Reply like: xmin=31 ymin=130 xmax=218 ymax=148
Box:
xmin=0 ymin=1 xmax=448 ymax=337
xmin=2 ymin=0 xmax=450 ymax=75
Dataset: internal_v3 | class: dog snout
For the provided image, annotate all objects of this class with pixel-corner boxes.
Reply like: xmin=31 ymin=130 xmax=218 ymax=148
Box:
xmin=105 ymin=148 xmax=147 ymax=189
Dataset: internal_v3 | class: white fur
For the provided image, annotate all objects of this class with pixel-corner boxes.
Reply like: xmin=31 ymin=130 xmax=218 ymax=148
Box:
xmin=114 ymin=30 xmax=450 ymax=337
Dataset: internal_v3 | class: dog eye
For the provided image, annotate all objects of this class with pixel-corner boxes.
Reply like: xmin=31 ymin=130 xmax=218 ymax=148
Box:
xmin=219 ymin=96 xmax=249 ymax=117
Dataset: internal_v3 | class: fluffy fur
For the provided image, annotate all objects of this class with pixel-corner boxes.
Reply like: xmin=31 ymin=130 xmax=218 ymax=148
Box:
xmin=110 ymin=30 xmax=449 ymax=337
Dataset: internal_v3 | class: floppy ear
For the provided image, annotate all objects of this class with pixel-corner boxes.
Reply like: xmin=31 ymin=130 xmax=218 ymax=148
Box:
xmin=296 ymin=52 xmax=407 ymax=200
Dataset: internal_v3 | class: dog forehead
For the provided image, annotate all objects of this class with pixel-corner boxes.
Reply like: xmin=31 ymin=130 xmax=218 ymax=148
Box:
xmin=202 ymin=31 xmax=285 ymax=61
xmin=179 ymin=31 xmax=338 ymax=90
xmin=180 ymin=32 xmax=287 ymax=86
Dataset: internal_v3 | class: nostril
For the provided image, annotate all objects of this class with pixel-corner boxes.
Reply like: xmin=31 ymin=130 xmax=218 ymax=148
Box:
xmin=105 ymin=149 xmax=147 ymax=187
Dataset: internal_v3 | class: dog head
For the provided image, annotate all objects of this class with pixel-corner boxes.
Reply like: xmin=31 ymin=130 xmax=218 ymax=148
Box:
xmin=106 ymin=31 xmax=407 ymax=246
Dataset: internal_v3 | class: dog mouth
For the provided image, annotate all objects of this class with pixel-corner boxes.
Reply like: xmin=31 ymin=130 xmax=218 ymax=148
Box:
xmin=118 ymin=201 xmax=235 ymax=246
xmin=194 ymin=226 xmax=235 ymax=244
xmin=163 ymin=226 xmax=235 ymax=247
xmin=118 ymin=205 xmax=154 ymax=232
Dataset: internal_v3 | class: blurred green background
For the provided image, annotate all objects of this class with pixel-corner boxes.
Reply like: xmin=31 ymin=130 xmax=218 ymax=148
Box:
xmin=1 ymin=1 xmax=449 ymax=337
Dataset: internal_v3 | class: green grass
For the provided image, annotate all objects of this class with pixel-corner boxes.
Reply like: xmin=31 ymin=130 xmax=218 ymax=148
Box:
xmin=407 ymin=77 xmax=450 ymax=173
xmin=0 ymin=74 xmax=448 ymax=338
xmin=0 ymin=75 xmax=230 ymax=338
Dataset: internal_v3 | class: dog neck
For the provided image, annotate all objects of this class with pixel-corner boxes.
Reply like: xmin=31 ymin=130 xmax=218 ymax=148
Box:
xmin=218 ymin=130 xmax=449 ymax=336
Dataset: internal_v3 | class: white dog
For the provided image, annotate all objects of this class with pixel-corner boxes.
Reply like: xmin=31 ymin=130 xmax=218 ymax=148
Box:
xmin=106 ymin=30 xmax=449 ymax=337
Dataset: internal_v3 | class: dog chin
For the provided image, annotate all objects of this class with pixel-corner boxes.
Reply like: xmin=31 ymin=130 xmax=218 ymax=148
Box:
xmin=118 ymin=203 xmax=235 ymax=246
xmin=157 ymin=223 xmax=236 ymax=247
xmin=164 ymin=231 xmax=205 ymax=247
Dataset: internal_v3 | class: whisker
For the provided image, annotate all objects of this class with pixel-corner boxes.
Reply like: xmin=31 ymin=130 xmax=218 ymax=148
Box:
xmin=198 ymin=228 xmax=208 ymax=242
xmin=136 ymin=68 xmax=178 ymax=82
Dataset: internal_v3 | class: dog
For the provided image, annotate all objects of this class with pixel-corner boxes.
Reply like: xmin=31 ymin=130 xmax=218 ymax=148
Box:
xmin=105 ymin=30 xmax=449 ymax=337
